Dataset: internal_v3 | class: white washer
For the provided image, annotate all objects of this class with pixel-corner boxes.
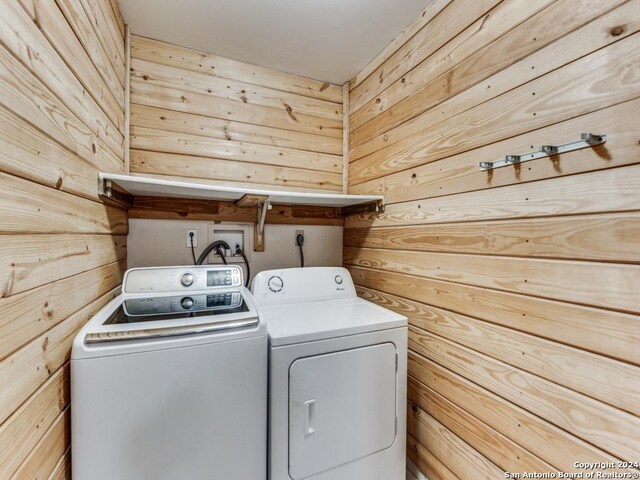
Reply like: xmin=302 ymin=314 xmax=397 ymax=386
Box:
xmin=72 ymin=265 xmax=267 ymax=480
xmin=252 ymin=267 xmax=407 ymax=480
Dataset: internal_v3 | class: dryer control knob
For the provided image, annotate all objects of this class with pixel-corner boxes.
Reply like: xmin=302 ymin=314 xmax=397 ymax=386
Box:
xmin=335 ymin=275 xmax=343 ymax=285
xmin=268 ymin=275 xmax=284 ymax=293
xmin=181 ymin=297 xmax=194 ymax=309
xmin=181 ymin=273 xmax=195 ymax=287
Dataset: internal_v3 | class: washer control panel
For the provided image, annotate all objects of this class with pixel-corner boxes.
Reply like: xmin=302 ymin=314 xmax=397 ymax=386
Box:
xmin=124 ymin=265 xmax=243 ymax=294
xmin=123 ymin=291 xmax=244 ymax=316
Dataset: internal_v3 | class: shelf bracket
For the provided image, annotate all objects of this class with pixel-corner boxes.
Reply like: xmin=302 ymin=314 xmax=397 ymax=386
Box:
xmin=479 ymin=133 xmax=606 ymax=171
xmin=97 ymin=178 xmax=133 ymax=207
xmin=254 ymin=199 xmax=271 ymax=252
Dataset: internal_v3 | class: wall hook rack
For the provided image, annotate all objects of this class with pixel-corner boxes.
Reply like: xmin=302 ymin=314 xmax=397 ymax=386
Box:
xmin=478 ymin=133 xmax=606 ymax=171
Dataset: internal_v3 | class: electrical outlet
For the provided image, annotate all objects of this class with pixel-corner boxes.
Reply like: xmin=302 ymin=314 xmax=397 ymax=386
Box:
xmin=186 ymin=230 xmax=198 ymax=248
xmin=295 ymin=230 xmax=305 ymax=245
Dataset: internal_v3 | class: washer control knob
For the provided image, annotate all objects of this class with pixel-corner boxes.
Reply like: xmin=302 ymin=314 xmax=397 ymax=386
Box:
xmin=181 ymin=297 xmax=195 ymax=309
xmin=335 ymin=275 xmax=343 ymax=285
xmin=268 ymin=275 xmax=284 ymax=293
xmin=180 ymin=273 xmax=195 ymax=287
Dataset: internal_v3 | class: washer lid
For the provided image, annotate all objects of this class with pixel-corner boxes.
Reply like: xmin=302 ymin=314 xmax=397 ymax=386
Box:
xmin=259 ymin=297 xmax=407 ymax=346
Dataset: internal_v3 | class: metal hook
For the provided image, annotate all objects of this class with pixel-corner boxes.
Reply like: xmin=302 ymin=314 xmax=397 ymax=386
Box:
xmin=581 ymin=133 xmax=603 ymax=145
xmin=540 ymin=145 xmax=559 ymax=155
xmin=505 ymin=155 xmax=521 ymax=164
xmin=479 ymin=161 xmax=493 ymax=170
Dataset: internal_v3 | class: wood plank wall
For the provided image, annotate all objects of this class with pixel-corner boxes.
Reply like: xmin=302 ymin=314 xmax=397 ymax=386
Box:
xmin=344 ymin=0 xmax=640 ymax=478
xmin=129 ymin=36 xmax=345 ymax=193
xmin=0 ymin=0 xmax=127 ymax=477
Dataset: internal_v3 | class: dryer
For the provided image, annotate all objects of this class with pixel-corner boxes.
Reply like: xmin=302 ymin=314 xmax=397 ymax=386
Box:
xmin=72 ymin=265 xmax=267 ymax=480
xmin=252 ymin=267 xmax=407 ymax=480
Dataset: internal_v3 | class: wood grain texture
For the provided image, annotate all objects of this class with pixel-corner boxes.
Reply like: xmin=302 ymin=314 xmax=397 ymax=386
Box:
xmin=131 ymin=75 xmax=342 ymax=138
xmin=128 ymin=196 xmax=343 ymax=226
xmin=129 ymin=36 xmax=346 ymax=195
xmin=0 ymin=234 xmax=126 ymax=297
xmin=351 ymin=34 xmax=640 ymax=184
xmin=408 ymin=378 xmax=554 ymax=473
xmin=347 ymin=1 xmax=640 ymax=474
xmin=0 ymin=1 xmax=123 ymax=157
xmin=349 ymin=98 xmax=640 ymax=203
xmin=0 ymin=104 xmax=118 ymax=202
xmin=345 ymin=246 xmax=640 ymax=312
xmin=408 ymin=402 xmax=504 ymax=480
xmin=131 ymin=104 xmax=342 ymax=155
xmin=20 ymin=0 xmax=124 ymax=131
xmin=11 ymin=408 xmax=70 ymax=479
xmin=342 ymin=82 xmax=349 ymax=193
xmin=350 ymin=0 xmax=555 ymax=134
xmin=344 ymin=213 xmax=640 ymax=263
xmin=78 ymin=0 xmax=125 ymax=83
xmin=56 ymin=0 xmax=125 ymax=99
xmin=364 ymin=286 xmax=640 ymax=416
xmin=350 ymin=1 xmax=640 ymax=161
xmin=48 ymin=447 xmax=71 ymax=480
xmin=130 ymin=150 xmax=342 ymax=191
xmin=350 ymin=0 xmax=628 ymax=146
xmin=131 ymin=35 xmax=342 ymax=103
xmin=407 ymin=351 xmax=629 ymax=472
xmin=0 ymin=171 xmax=128 ymax=234
xmin=407 ymin=433 xmax=461 ymax=480
xmin=350 ymin=0 xmax=452 ymax=89
xmin=131 ymin=57 xmax=342 ymax=121
xmin=409 ymin=328 xmax=640 ymax=460
xmin=349 ymin=0 xmax=501 ymax=112
xmin=351 ymin=267 xmax=640 ymax=366
xmin=131 ymin=126 xmax=342 ymax=173
xmin=0 ymin=288 xmax=118 ymax=427
xmin=0 ymin=0 xmax=126 ymax=472
xmin=346 ymin=165 xmax=640 ymax=228
xmin=0 ymin=366 xmax=69 ymax=478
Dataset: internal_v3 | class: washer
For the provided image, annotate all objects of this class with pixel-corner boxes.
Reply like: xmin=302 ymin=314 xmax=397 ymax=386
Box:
xmin=252 ymin=267 xmax=407 ymax=480
xmin=72 ymin=265 xmax=266 ymax=480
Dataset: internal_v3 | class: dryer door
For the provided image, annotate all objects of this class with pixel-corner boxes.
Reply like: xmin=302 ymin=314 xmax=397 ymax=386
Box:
xmin=288 ymin=343 xmax=397 ymax=479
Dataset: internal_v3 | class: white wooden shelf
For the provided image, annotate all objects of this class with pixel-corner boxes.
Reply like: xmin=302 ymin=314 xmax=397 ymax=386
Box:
xmin=98 ymin=173 xmax=384 ymax=251
xmin=99 ymin=173 xmax=383 ymax=208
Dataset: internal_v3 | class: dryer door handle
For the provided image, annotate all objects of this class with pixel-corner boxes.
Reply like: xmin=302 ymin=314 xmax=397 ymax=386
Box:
xmin=304 ymin=399 xmax=317 ymax=437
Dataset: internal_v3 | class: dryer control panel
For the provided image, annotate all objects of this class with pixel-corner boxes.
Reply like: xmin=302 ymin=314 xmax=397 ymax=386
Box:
xmin=123 ymin=265 xmax=243 ymax=294
xmin=251 ymin=267 xmax=356 ymax=306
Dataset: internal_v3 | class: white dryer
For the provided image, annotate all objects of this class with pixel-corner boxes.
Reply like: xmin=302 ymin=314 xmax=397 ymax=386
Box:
xmin=252 ymin=267 xmax=407 ymax=480
xmin=72 ymin=265 xmax=267 ymax=480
